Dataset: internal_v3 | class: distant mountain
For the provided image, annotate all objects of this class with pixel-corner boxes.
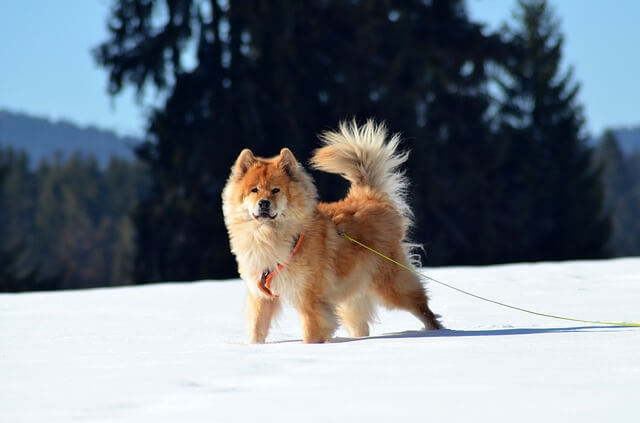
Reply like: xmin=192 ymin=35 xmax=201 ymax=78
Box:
xmin=610 ymin=126 xmax=640 ymax=156
xmin=591 ymin=125 xmax=640 ymax=156
xmin=3 ymin=108 xmax=637 ymax=166
xmin=0 ymin=109 xmax=140 ymax=167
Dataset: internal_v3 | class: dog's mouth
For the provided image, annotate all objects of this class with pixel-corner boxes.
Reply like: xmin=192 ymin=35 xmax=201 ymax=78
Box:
xmin=253 ymin=211 xmax=278 ymax=220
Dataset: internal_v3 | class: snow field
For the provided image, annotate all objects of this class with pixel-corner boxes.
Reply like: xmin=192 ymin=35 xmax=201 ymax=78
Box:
xmin=1 ymin=258 xmax=639 ymax=422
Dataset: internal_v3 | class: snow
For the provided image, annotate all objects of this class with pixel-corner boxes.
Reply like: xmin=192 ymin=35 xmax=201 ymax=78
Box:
xmin=2 ymin=258 xmax=639 ymax=422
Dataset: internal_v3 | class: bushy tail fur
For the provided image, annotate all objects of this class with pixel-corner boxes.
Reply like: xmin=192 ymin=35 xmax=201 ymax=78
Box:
xmin=311 ymin=119 xmax=413 ymax=220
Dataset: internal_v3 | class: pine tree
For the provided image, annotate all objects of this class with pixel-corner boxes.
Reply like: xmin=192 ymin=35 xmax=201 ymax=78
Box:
xmin=0 ymin=148 xmax=50 ymax=291
xmin=95 ymin=0 xmax=512 ymax=281
xmin=496 ymin=0 xmax=610 ymax=261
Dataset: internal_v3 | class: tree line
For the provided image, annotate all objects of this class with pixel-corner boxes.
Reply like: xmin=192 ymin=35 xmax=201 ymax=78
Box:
xmin=595 ymin=132 xmax=640 ymax=255
xmin=2 ymin=0 xmax=637 ymax=291
xmin=0 ymin=150 xmax=147 ymax=291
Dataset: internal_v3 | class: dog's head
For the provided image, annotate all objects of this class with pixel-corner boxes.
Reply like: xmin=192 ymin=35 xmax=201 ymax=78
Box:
xmin=222 ymin=148 xmax=317 ymax=230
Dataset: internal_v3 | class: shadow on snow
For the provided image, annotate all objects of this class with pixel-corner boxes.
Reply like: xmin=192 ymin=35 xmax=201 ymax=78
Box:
xmin=267 ymin=325 xmax=633 ymax=344
xmin=331 ymin=326 xmax=633 ymax=343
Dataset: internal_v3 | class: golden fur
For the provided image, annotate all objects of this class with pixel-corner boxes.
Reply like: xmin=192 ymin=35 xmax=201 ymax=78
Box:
xmin=222 ymin=120 xmax=441 ymax=343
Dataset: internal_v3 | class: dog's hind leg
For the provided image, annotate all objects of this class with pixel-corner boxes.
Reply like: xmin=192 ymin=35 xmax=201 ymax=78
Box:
xmin=337 ymin=293 xmax=376 ymax=337
xmin=246 ymin=293 xmax=281 ymax=344
xmin=373 ymin=265 xmax=442 ymax=330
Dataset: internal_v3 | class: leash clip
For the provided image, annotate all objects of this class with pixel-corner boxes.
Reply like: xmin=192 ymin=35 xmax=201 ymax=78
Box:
xmin=258 ymin=270 xmax=279 ymax=299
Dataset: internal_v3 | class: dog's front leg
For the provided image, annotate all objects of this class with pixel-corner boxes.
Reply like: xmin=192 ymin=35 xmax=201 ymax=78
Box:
xmin=299 ymin=298 xmax=338 ymax=343
xmin=246 ymin=292 xmax=281 ymax=344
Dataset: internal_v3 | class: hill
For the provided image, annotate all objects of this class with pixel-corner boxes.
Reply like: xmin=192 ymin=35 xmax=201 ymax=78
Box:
xmin=612 ymin=125 xmax=640 ymax=155
xmin=2 ymin=258 xmax=639 ymax=422
xmin=592 ymin=125 xmax=640 ymax=155
xmin=0 ymin=109 xmax=139 ymax=167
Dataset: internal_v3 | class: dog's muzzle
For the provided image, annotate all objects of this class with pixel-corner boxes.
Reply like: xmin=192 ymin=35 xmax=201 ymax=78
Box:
xmin=254 ymin=199 xmax=277 ymax=219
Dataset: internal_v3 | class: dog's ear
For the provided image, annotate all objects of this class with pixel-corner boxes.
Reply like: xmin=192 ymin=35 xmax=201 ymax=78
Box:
xmin=278 ymin=148 xmax=298 ymax=177
xmin=233 ymin=149 xmax=256 ymax=176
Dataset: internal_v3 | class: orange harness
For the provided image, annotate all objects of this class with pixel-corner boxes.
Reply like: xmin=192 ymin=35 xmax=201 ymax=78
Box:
xmin=257 ymin=230 xmax=305 ymax=299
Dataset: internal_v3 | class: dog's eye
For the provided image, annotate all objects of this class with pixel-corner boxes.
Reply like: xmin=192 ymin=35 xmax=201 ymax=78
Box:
xmin=251 ymin=187 xmax=259 ymax=193
xmin=271 ymin=188 xmax=280 ymax=194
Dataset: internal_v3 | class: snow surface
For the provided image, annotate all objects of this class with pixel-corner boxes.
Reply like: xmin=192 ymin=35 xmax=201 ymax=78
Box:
xmin=2 ymin=258 xmax=640 ymax=422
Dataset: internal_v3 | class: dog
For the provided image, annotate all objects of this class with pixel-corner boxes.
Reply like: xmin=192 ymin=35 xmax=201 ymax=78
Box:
xmin=222 ymin=119 xmax=441 ymax=343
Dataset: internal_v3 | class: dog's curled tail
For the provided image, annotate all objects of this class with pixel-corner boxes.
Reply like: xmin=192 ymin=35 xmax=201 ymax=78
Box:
xmin=311 ymin=119 xmax=412 ymax=220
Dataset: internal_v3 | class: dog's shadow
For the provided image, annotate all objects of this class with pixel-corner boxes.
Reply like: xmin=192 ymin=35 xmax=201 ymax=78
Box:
xmin=333 ymin=325 xmax=633 ymax=343
xmin=268 ymin=325 xmax=631 ymax=344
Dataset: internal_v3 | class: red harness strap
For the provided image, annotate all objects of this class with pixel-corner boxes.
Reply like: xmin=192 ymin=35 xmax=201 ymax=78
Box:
xmin=257 ymin=230 xmax=305 ymax=299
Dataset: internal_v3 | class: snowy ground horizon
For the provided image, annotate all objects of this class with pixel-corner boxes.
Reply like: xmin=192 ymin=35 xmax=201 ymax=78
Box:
xmin=2 ymin=258 xmax=639 ymax=422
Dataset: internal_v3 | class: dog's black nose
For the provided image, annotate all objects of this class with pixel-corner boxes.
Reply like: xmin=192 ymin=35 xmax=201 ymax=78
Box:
xmin=258 ymin=199 xmax=271 ymax=209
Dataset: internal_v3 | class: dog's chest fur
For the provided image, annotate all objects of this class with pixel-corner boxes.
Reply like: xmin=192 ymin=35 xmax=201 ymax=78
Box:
xmin=234 ymin=227 xmax=309 ymax=303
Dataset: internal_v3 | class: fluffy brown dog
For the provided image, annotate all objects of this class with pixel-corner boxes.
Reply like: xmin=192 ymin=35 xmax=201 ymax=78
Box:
xmin=222 ymin=120 xmax=441 ymax=343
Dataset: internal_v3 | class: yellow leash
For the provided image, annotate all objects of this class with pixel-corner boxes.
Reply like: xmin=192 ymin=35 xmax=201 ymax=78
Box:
xmin=340 ymin=232 xmax=640 ymax=327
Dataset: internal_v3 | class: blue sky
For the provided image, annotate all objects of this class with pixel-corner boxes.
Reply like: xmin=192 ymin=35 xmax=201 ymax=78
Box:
xmin=1 ymin=0 xmax=638 ymax=138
